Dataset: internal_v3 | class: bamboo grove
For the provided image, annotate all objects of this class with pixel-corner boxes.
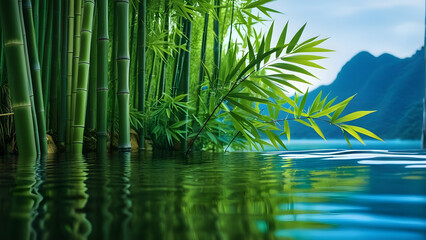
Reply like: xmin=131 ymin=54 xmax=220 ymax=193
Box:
xmin=0 ymin=0 xmax=382 ymax=158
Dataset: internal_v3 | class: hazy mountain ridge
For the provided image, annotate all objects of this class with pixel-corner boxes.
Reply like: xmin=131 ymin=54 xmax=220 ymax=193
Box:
xmin=289 ymin=47 xmax=425 ymax=140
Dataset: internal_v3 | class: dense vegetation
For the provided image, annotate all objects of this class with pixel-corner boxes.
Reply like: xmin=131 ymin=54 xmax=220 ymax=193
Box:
xmin=0 ymin=0 xmax=381 ymax=158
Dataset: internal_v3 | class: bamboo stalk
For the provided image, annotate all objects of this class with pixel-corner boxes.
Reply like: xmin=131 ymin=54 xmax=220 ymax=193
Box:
xmin=207 ymin=0 xmax=221 ymax=110
xmin=49 ymin=0 xmax=62 ymax=137
xmin=19 ymin=0 xmax=40 ymax=155
xmin=41 ymin=0 xmax=53 ymax=128
xmin=70 ymin=0 xmax=83 ymax=149
xmin=109 ymin=5 xmax=118 ymax=151
xmin=71 ymin=0 xmax=95 ymax=153
xmin=0 ymin=0 xmax=37 ymax=158
xmin=38 ymin=0 xmax=47 ymax=65
xmin=58 ymin=0 xmax=69 ymax=148
xmin=195 ymin=12 xmax=209 ymax=116
xmin=137 ymin=0 xmax=146 ymax=150
xmin=116 ymin=0 xmax=131 ymax=151
xmin=0 ymin=29 xmax=4 ymax=85
xmin=145 ymin=53 xmax=156 ymax=102
xmin=33 ymin=0 xmax=39 ymax=43
xmin=66 ymin=0 xmax=75 ymax=151
xmin=87 ymin=9 xmax=97 ymax=130
xmin=97 ymin=0 xmax=109 ymax=152
xmin=158 ymin=0 xmax=170 ymax=98
xmin=176 ymin=18 xmax=192 ymax=152
xmin=22 ymin=0 xmax=48 ymax=154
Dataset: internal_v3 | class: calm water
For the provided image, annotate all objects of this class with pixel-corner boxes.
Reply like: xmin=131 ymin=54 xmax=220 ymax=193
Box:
xmin=0 ymin=145 xmax=426 ymax=239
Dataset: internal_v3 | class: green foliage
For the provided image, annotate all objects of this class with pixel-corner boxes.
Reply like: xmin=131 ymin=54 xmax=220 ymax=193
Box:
xmin=187 ymin=17 xmax=382 ymax=153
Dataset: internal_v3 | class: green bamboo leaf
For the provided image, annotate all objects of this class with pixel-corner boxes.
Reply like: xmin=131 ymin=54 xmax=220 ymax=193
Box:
xmin=349 ymin=125 xmax=383 ymax=141
xmin=270 ymin=63 xmax=318 ymax=78
xmin=257 ymin=38 xmax=265 ymax=70
xmin=333 ymin=111 xmax=376 ymax=124
xmin=169 ymin=120 xmax=187 ymax=129
xmin=312 ymin=95 xmax=354 ymax=118
xmin=276 ymin=21 xmax=288 ymax=57
xmin=247 ymin=37 xmax=255 ymax=62
xmin=282 ymin=56 xmax=326 ymax=69
xmin=341 ymin=125 xmax=365 ymax=145
xmin=265 ymin=131 xmax=279 ymax=149
xmin=308 ymin=118 xmax=326 ymax=140
xmin=282 ymin=54 xmax=327 ymax=61
xmin=229 ymin=112 xmax=245 ymax=131
xmin=227 ymin=92 xmax=271 ymax=104
xmin=297 ymin=89 xmax=308 ymax=118
xmin=323 ymin=96 xmax=335 ymax=110
xmin=237 ymin=48 xmax=280 ymax=81
xmin=226 ymin=98 xmax=261 ymax=117
xmin=287 ymin=23 xmax=306 ymax=54
xmin=258 ymin=78 xmax=289 ymax=100
xmin=295 ymin=119 xmax=311 ymax=128
xmin=225 ymin=53 xmax=248 ymax=83
xmin=284 ymin=119 xmax=290 ymax=142
xmin=267 ymin=72 xmax=311 ymax=85
xmin=257 ymin=6 xmax=281 ymax=17
xmin=240 ymin=81 xmax=269 ymax=98
xmin=206 ymin=131 xmax=218 ymax=144
xmin=330 ymin=95 xmax=355 ymax=122
xmin=309 ymin=91 xmax=322 ymax=115
xmin=294 ymin=36 xmax=319 ymax=49
xmin=244 ymin=0 xmax=275 ymax=9
xmin=342 ymin=130 xmax=352 ymax=148
xmin=268 ymin=104 xmax=275 ymax=119
xmin=264 ymin=22 xmax=274 ymax=63
xmin=259 ymin=76 xmax=303 ymax=93
xmin=293 ymin=38 xmax=328 ymax=52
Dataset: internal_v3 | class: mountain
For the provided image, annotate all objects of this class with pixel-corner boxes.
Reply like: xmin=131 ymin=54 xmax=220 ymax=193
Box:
xmin=288 ymin=47 xmax=425 ymax=140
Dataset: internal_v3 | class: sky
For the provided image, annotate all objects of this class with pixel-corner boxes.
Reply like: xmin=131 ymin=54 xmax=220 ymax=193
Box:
xmin=259 ymin=0 xmax=425 ymax=91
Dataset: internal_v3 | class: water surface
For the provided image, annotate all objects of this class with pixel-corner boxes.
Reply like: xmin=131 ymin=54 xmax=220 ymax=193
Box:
xmin=0 ymin=148 xmax=425 ymax=239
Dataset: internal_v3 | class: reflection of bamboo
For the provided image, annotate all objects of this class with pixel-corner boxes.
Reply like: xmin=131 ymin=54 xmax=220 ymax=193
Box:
xmin=86 ymin=151 xmax=113 ymax=239
xmin=6 ymin=157 xmax=38 ymax=240
xmin=39 ymin=154 xmax=91 ymax=239
xmin=109 ymin=152 xmax=132 ymax=239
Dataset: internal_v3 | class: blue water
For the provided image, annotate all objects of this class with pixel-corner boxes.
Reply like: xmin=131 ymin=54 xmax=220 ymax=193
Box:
xmin=0 ymin=142 xmax=425 ymax=239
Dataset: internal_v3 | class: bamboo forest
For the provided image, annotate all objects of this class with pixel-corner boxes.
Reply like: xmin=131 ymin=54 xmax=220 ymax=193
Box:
xmin=0 ymin=0 xmax=383 ymax=158
xmin=1 ymin=0 xmax=426 ymax=239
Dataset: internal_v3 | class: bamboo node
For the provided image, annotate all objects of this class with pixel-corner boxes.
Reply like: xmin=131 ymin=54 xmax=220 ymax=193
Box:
xmin=117 ymin=57 xmax=130 ymax=61
xmin=117 ymin=91 xmax=130 ymax=95
xmin=5 ymin=41 xmax=24 ymax=47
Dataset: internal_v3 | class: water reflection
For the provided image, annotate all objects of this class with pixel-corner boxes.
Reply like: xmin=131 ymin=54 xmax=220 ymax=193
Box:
xmin=4 ymin=157 xmax=39 ymax=240
xmin=0 ymin=151 xmax=424 ymax=239
xmin=37 ymin=154 xmax=91 ymax=239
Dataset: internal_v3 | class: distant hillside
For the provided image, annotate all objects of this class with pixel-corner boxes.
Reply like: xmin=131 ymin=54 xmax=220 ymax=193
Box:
xmin=289 ymin=47 xmax=425 ymax=140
